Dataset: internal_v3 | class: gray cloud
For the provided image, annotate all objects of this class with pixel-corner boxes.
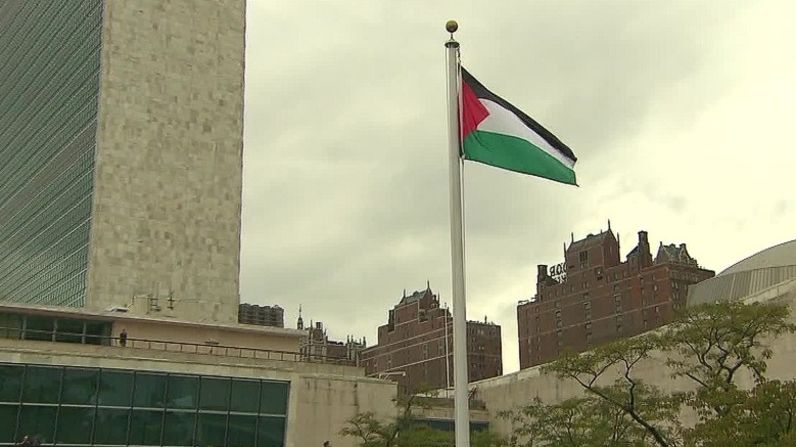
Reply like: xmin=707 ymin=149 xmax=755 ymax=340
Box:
xmin=240 ymin=0 xmax=796 ymax=373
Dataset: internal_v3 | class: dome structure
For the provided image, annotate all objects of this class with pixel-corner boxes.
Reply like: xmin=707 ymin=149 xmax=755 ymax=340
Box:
xmin=688 ymin=239 xmax=796 ymax=306
xmin=720 ymin=239 xmax=796 ymax=276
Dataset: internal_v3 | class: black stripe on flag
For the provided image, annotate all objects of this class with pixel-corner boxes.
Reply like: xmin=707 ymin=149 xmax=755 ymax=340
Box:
xmin=462 ymin=67 xmax=577 ymax=163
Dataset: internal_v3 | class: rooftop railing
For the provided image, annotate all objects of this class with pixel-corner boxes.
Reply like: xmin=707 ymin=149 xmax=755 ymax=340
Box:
xmin=0 ymin=326 xmax=357 ymax=366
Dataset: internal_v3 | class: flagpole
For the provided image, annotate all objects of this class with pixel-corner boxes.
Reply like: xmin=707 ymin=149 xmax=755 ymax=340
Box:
xmin=444 ymin=20 xmax=470 ymax=447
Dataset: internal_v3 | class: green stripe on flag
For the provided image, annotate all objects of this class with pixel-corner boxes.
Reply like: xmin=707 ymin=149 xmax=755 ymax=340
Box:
xmin=463 ymin=130 xmax=577 ymax=185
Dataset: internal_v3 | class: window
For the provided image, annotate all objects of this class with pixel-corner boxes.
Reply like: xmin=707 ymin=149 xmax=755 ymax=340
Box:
xmin=0 ymin=365 xmax=23 ymax=401
xmin=167 ymin=375 xmax=199 ymax=410
xmin=259 ymin=416 xmax=286 ymax=447
xmin=231 ymin=380 xmax=260 ymax=413
xmin=134 ymin=373 xmax=167 ymax=408
xmin=0 ymin=363 xmax=290 ymax=447
xmin=199 ymin=377 xmax=230 ymax=411
xmin=579 ymin=251 xmax=589 ymax=263
xmin=99 ymin=370 xmax=133 ymax=406
xmin=129 ymin=410 xmax=163 ymax=445
xmin=62 ymin=367 xmax=98 ymax=405
xmin=17 ymin=405 xmax=57 ymax=444
xmin=22 ymin=366 xmax=61 ymax=404
xmin=164 ymin=411 xmax=196 ymax=446
xmin=228 ymin=415 xmax=257 ymax=447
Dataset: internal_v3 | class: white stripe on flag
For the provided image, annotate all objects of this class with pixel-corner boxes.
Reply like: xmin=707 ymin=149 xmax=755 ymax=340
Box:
xmin=476 ymin=99 xmax=575 ymax=169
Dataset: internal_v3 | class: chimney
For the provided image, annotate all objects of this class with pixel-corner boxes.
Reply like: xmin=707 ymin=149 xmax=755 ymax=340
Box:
xmin=537 ymin=264 xmax=549 ymax=282
xmin=637 ymin=231 xmax=652 ymax=268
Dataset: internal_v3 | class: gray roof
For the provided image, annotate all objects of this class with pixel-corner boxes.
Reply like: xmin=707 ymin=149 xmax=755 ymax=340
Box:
xmin=688 ymin=239 xmax=796 ymax=306
xmin=720 ymin=239 xmax=796 ymax=275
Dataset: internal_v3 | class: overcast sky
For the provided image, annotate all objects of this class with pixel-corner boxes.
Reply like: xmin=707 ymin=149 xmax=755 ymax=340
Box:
xmin=239 ymin=0 xmax=796 ymax=374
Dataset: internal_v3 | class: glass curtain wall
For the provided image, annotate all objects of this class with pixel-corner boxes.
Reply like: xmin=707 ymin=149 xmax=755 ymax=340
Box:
xmin=0 ymin=0 xmax=103 ymax=308
xmin=0 ymin=363 xmax=289 ymax=447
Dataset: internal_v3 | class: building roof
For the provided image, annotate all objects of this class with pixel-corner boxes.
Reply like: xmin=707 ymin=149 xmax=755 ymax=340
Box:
xmin=399 ymin=288 xmax=433 ymax=305
xmin=568 ymin=230 xmax=613 ymax=251
xmin=655 ymin=243 xmax=698 ymax=266
xmin=688 ymin=239 xmax=796 ymax=306
xmin=720 ymin=239 xmax=796 ymax=275
xmin=0 ymin=302 xmax=306 ymax=338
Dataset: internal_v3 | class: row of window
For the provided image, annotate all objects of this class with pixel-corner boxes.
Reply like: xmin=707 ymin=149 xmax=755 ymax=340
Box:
xmin=0 ymin=405 xmax=285 ymax=447
xmin=0 ymin=313 xmax=111 ymax=345
xmin=0 ymin=364 xmax=289 ymax=414
xmin=0 ymin=362 xmax=288 ymax=446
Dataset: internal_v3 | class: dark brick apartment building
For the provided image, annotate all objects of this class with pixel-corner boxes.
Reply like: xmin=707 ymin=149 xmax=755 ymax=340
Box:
xmin=517 ymin=226 xmax=714 ymax=369
xmin=238 ymin=303 xmax=283 ymax=327
xmin=360 ymin=285 xmax=502 ymax=393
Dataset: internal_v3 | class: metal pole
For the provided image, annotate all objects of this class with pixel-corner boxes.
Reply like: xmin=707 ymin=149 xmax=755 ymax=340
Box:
xmin=444 ymin=302 xmax=451 ymax=391
xmin=445 ymin=20 xmax=470 ymax=447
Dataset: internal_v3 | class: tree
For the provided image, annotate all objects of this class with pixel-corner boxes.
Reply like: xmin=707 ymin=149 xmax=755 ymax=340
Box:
xmin=663 ymin=302 xmax=795 ymax=419
xmin=684 ymin=379 xmax=796 ymax=446
xmin=527 ymin=302 xmax=796 ymax=447
xmin=341 ymin=393 xmax=508 ymax=447
xmin=502 ymin=395 xmax=656 ymax=447
xmin=543 ymin=336 xmax=682 ymax=447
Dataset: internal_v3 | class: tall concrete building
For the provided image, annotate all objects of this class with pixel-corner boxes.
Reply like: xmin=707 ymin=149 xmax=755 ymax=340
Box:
xmin=516 ymin=225 xmax=714 ymax=368
xmin=0 ymin=0 xmax=245 ymax=323
xmin=360 ymin=286 xmax=502 ymax=394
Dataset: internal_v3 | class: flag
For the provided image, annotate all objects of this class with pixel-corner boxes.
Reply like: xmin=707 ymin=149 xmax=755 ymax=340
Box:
xmin=460 ymin=67 xmax=578 ymax=185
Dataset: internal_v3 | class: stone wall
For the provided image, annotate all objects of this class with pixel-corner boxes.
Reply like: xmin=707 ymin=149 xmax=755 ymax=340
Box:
xmin=476 ymin=280 xmax=796 ymax=438
xmin=86 ymin=0 xmax=246 ymax=323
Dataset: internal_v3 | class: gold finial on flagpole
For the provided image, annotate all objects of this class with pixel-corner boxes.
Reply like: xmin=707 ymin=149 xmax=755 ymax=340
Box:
xmin=445 ymin=20 xmax=459 ymax=48
xmin=446 ymin=20 xmax=458 ymax=34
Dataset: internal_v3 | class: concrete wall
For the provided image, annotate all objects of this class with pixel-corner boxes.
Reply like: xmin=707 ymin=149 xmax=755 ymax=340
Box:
xmin=475 ymin=280 xmax=796 ymax=438
xmin=0 ymin=339 xmax=397 ymax=447
xmin=87 ymin=0 xmax=246 ymax=323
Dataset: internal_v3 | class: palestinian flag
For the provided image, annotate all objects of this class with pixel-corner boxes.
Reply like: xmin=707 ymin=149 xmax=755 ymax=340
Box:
xmin=460 ymin=68 xmax=577 ymax=185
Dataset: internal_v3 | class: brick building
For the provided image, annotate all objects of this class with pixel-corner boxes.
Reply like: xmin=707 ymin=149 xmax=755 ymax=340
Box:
xmin=360 ymin=285 xmax=502 ymax=394
xmin=296 ymin=309 xmax=365 ymax=364
xmin=517 ymin=226 xmax=714 ymax=369
xmin=300 ymin=321 xmax=365 ymax=364
xmin=238 ymin=303 xmax=284 ymax=327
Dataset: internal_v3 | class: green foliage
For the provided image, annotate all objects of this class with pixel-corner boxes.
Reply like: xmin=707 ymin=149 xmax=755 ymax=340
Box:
xmin=515 ymin=302 xmax=796 ymax=447
xmin=663 ymin=302 xmax=796 ymax=418
xmin=543 ymin=336 xmax=681 ymax=447
xmin=502 ymin=395 xmax=655 ymax=446
xmin=684 ymin=380 xmax=796 ymax=447
xmin=340 ymin=392 xmax=508 ymax=447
